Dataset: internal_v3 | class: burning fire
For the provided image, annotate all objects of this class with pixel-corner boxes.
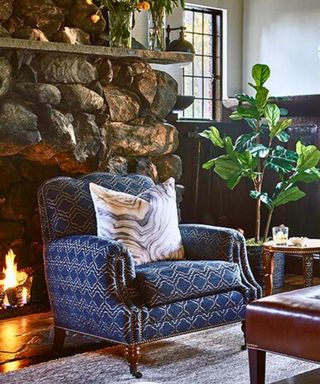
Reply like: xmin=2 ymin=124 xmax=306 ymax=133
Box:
xmin=0 ymin=249 xmax=31 ymax=308
xmin=3 ymin=249 xmax=18 ymax=291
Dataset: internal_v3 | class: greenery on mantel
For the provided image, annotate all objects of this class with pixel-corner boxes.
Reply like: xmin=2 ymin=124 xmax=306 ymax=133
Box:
xmin=201 ymin=64 xmax=320 ymax=243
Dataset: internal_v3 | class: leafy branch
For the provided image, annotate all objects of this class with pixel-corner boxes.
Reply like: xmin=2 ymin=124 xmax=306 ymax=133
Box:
xmin=201 ymin=64 xmax=320 ymax=243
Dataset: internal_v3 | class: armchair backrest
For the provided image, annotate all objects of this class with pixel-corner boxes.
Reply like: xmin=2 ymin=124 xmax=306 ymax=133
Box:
xmin=38 ymin=172 xmax=154 ymax=243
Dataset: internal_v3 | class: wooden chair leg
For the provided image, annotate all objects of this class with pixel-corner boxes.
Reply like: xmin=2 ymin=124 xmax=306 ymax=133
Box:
xmin=52 ymin=327 xmax=66 ymax=353
xmin=125 ymin=345 xmax=142 ymax=378
xmin=248 ymin=348 xmax=266 ymax=384
xmin=241 ymin=320 xmax=246 ymax=350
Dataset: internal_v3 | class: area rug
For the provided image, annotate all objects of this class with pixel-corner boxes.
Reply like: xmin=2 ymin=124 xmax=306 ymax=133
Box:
xmin=1 ymin=323 xmax=318 ymax=384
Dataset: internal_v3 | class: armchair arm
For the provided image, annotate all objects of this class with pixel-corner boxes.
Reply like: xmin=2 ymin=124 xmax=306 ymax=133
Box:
xmin=45 ymin=235 xmax=141 ymax=344
xmin=179 ymin=224 xmax=262 ymax=299
xmin=46 ymin=235 xmax=136 ymax=306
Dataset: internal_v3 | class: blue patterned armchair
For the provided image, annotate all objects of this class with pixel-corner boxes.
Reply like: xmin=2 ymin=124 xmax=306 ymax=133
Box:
xmin=38 ymin=172 xmax=261 ymax=378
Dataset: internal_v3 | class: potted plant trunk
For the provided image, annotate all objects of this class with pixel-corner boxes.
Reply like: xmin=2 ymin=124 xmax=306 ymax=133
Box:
xmin=201 ymin=64 xmax=320 ymax=289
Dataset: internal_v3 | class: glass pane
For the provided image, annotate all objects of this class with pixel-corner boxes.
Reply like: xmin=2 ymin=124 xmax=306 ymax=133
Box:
xmin=194 ymin=77 xmax=203 ymax=98
xmin=203 ymin=35 xmax=212 ymax=56
xmin=203 ymin=56 xmax=213 ymax=76
xmin=194 ymin=12 xmax=202 ymax=33
xmin=184 ymin=61 xmax=192 ymax=76
xmin=183 ymin=104 xmax=193 ymax=119
xmin=185 ymin=32 xmax=194 ymax=48
xmin=204 ymin=100 xmax=213 ymax=120
xmin=184 ymin=10 xmax=193 ymax=32
xmin=203 ymin=13 xmax=212 ymax=34
xmin=194 ymin=34 xmax=203 ymax=55
xmin=194 ymin=56 xmax=203 ymax=77
xmin=184 ymin=76 xmax=193 ymax=95
xmin=204 ymin=78 xmax=213 ymax=98
xmin=193 ymin=99 xmax=203 ymax=119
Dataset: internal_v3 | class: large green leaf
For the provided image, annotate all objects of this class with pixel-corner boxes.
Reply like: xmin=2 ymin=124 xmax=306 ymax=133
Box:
xmin=289 ymin=168 xmax=320 ymax=184
xmin=234 ymin=132 xmax=258 ymax=152
xmin=270 ymin=119 xmax=292 ymax=138
xmin=276 ymin=131 xmax=290 ymax=143
xmin=213 ymin=157 xmax=243 ymax=190
xmin=252 ymin=64 xmax=271 ymax=87
xmin=230 ymin=110 xmax=244 ymax=121
xmin=248 ymin=144 xmax=269 ymax=158
xmin=249 ymin=191 xmax=272 ymax=208
xmin=272 ymin=187 xmax=306 ymax=207
xmin=199 ymin=127 xmax=224 ymax=148
xmin=236 ymin=105 xmax=260 ymax=120
xmin=265 ymin=146 xmax=298 ymax=174
xmin=265 ymin=103 xmax=280 ymax=128
xmin=280 ymin=108 xmax=289 ymax=117
xmin=202 ymin=158 xmax=216 ymax=170
xmin=236 ymin=93 xmax=256 ymax=105
xmin=255 ymin=87 xmax=269 ymax=109
xmin=296 ymin=141 xmax=320 ymax=171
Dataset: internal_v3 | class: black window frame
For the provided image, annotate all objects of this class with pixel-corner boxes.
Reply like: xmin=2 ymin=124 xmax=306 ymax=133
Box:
xmin=182 ymin=6 xmax=223 ymax=121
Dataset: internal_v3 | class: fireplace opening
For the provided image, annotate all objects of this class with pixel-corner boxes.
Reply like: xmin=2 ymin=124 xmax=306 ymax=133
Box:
xmin=0 ymin=242 xmax=49 ymax=320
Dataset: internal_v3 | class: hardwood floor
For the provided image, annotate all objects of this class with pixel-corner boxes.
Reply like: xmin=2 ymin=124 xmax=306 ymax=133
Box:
xmin=0 ymin=274 xmax=319 ymax=382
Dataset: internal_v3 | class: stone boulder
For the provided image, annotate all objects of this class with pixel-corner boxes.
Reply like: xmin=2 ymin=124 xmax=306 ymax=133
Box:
xmin=104 ymin=85 xmax=140 ymax=123
xmin=153 ymin=154 xmax=182 ymax=182
xmin=73 ymin=113 xmax=101 ymax=162
xmin=3 ymin=16 xmax=23 ymax=34
xmin=0 ymin=25 xmax=11 ymax=37
xmin=0 ymin=101 xmax=40 ymax=156
xmin=54 ymin=27 xmax=91 ymax=45
xmin=67 ymin=0 xmax=106 ymax=34
xmin=0 ymin=57 xmax=12 ymax=98
xmin=130 ymin=66 xmax=157 ymax=107
xmin=104 ymin=156 xmax=128 ymax=174
xmin=151 ymin=71 xmax=178 ymax=120
xmin=13 ymin=0 xmax=64 ymax=36
xmin=13 ymin=26 xmax=49 ymax=41
xmin=22 ymin=105 xmax=75 ymax=161
xmin=52 ymin=0 xmax=74 ymax=8
xmin=0 ymin=0 xmax=14 ymax=23
xmin=107 ymin=122 xmax=179 ymax=156
xmin=58 ymin=84 xmax=104 ymax=112
xmin=37 ymin=54 xmax=98 ymax=84
xmin=14 ymin=83 xmax=61 ymax=105
xmin=136 ymin=157 xmax=158 ymax=182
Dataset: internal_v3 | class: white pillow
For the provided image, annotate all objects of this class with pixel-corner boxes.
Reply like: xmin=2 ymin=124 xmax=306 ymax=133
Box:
xmin=89 ymin=178 xmax=184 ymax=265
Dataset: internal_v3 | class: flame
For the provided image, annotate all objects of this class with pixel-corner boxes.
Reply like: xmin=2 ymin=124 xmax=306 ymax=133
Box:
xmin=3 ymin=250 xmax=18 ymax=291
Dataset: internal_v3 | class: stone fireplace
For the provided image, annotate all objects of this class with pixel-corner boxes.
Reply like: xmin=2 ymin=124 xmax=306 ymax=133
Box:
xmin=0 ymin=0 xmax=193 ymax=314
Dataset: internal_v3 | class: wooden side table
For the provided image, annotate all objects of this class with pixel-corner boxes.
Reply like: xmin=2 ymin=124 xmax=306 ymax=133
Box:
xmin=263 ymin=240 xmax=320 ymax=296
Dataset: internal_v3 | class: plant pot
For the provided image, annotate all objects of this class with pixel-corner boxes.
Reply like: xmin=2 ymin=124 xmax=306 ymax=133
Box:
xmin=247 ymin=245 xmax=285 ymax=290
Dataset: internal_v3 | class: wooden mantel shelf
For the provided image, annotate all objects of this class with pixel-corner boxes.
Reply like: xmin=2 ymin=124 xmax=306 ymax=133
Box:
xmin=0 ymin=38 xmax=193 ymax=65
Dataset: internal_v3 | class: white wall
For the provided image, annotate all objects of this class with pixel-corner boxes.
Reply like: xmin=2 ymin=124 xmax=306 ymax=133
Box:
xmin=133 ymin=0 xmax=244 ymax=97
xmin=243 ymin=0 xmax=320 ymax=96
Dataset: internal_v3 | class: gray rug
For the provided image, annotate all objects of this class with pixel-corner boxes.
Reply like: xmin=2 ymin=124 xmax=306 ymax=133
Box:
xmin=1 ymin=323 xmax=318 ymax=384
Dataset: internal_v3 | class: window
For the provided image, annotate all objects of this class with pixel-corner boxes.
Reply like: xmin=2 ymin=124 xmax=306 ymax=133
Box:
xmin=183 ymin=7 xmax=223 ymax=120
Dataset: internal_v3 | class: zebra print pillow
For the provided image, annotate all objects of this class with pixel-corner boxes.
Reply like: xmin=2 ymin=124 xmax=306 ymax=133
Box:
xmin=89 ymin=178 xmax=184 ymax=265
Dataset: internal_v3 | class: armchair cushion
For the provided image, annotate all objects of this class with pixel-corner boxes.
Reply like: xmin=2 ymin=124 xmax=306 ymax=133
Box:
xmin=135 ymin=260 xmax=243 ymax=307
xmin=89 ymin=177 xmax=184 ymax=265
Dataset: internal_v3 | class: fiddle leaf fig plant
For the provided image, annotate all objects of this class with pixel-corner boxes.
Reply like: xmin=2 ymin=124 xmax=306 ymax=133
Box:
xmin=200 ymin=64 xmax=320 ymax=243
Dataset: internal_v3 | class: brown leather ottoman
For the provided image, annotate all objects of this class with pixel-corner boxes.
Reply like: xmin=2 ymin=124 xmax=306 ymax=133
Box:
xmin=246 ymin=285 xmax=320 ymax=384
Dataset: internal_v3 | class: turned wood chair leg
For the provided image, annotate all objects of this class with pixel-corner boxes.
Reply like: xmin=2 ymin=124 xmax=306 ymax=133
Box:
xmin=241 ymin=320 xmax=246 ymax=350
xmin=248 ymin=348 xmax=266 ymax=384
xmin=125 ymin=345 xmax=142 ymax=378
xmin=52 ymin=326 xmax=66 ymax=353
